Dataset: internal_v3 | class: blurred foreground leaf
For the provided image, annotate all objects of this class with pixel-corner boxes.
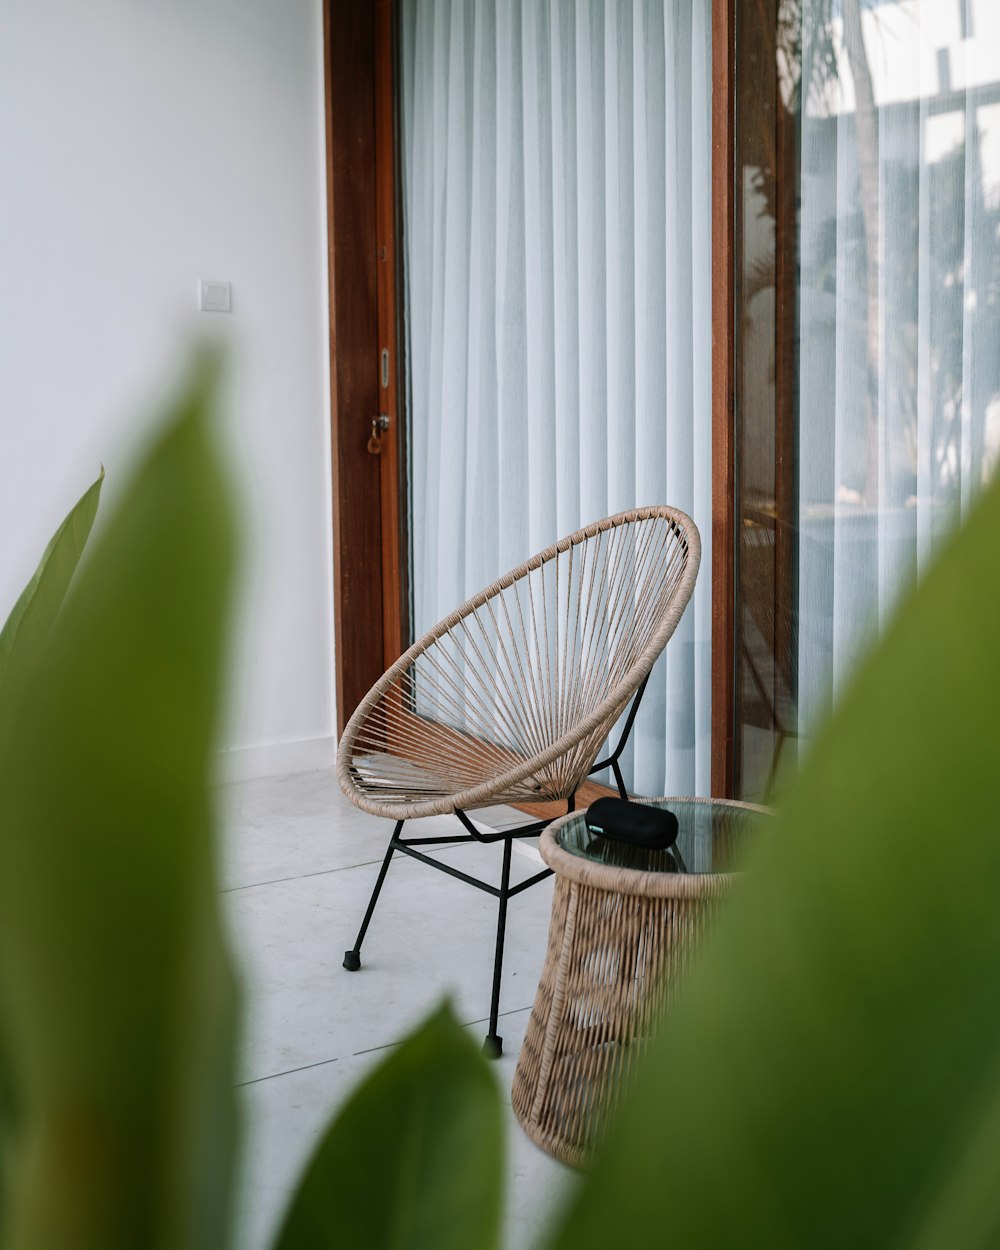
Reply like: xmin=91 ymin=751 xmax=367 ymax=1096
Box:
xmin=0 ymin=471 xmax=103 ymax=1228
xmin=0 ymin=470 xmax=103 ymax=714
xmin=0 ymin=355 xmax=239 ymax=1250
xmin=273 ymin=1003 xmax=504 ymax=1250
xmin=549 ymin=472 xmax=1000 ymax=1248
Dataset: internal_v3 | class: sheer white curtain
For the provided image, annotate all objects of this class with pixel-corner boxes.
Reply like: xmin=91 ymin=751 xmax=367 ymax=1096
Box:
xmin=399 ymin=0 xmax=713 ymax=797
xmin=796 ymin=0 xmax=1000 ymax=731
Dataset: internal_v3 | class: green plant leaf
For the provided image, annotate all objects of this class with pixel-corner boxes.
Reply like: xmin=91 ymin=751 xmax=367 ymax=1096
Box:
xmin=272 ymin=1003 xmax=504 ymax=1250
xmin=0 ymin=468 xmax=103 ymax=1228
xmin=547 ymin=470 xmax=1000 ymax=1250
xmin=0 ymin=351 xmax=239 ymax=1250
xmin=0 ymin=469 xmax=103 ymax=711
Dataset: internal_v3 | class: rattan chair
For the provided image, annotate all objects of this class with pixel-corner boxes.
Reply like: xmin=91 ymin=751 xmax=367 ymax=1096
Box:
xmin=336 ymin=505 xmax=700 ymax=1056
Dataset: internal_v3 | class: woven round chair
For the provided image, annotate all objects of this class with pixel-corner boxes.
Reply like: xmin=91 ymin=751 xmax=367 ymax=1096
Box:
xmin=336 ymin=505 xmax=700 ymax=1056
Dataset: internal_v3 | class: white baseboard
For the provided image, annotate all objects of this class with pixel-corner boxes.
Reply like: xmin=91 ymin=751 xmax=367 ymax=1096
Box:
xmin=215 ymin=734 xmax=337 ymax=784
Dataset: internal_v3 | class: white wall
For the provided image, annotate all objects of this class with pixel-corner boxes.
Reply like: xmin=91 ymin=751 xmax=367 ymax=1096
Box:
xmin=0 ymin=0 xmax=335 ymax=778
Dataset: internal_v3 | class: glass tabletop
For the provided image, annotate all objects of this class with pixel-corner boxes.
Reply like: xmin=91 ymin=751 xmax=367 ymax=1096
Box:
xmin=555 ymin=798 xmax=769 ymax=875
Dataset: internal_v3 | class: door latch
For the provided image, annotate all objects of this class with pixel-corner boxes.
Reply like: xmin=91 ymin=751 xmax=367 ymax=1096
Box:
xmin=367 ymin=413 xmax=390 ymax=455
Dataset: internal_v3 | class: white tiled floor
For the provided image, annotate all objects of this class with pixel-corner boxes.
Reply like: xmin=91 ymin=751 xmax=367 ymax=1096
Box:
xmin=220 ymin=769 xmax=575 ymax=1250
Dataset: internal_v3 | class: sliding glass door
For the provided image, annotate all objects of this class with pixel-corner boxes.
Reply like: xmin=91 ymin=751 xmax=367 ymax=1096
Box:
xmin=735 ymin=0 xmax=1000 ymax=797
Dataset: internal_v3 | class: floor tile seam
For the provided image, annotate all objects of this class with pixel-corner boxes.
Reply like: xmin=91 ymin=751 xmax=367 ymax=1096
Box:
xmin=218 ymin=835 xmax=537 ymax=896
xmin=237 ymin=1004 xmax=535 ymax=1087
xmin=236 ymin=1053 xmax=343 ymax=1088
xmin=348 ymin=1002 xmax=533 ymax=1058
xmin=219 ymin=858 xmax=388 ymax=894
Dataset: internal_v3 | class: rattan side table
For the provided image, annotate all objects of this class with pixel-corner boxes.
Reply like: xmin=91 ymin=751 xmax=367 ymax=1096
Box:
xmin=511 ymin=796 xmax=770 ymax=1167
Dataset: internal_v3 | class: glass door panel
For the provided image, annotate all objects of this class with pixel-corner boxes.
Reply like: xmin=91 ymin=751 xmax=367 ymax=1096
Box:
xmin=734 ymin=0 xmax=1000 ymax=799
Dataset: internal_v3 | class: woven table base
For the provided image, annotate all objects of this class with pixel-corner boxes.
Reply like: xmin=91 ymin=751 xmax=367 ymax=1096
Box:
xmin=512 ymin=799 xmax=765 ymax=1167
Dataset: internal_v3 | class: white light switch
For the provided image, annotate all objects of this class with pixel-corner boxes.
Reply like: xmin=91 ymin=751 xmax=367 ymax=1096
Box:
xmin=198 ymin=279 xmax=231 ymax=313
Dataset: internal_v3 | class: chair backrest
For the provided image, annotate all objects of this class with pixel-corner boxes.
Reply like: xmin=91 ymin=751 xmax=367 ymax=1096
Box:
xmin=337 ymin=506 xmax=700 ymax=818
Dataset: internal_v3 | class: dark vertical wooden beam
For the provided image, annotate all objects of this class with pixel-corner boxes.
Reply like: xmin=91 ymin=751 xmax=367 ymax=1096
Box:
xmin=711 ymin=0 xmax=737 ymax=799
xmin=324 ymin=1 xmax=384 ymax=731
xmin=374 ymin=0 xmax=407 ymax=670
xmin=773 ymin=75 xmax=799 ymax=709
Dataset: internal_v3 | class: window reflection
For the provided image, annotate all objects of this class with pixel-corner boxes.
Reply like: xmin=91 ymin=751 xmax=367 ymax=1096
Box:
xmin=736 ymin=0 xmax=1000 ymax=799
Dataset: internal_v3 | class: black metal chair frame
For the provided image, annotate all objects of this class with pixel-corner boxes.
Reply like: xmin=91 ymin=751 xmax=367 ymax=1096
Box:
xmin=343 ymin=677 xmax=648 ymax=1058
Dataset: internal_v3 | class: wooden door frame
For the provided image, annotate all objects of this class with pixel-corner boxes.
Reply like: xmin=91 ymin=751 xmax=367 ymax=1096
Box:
xmin=711 ymin=0 xmax=737 ymax=798
xmin=374 ymin=0 xmax=408 ymax=676
xmin=323 ymin=0 xmax=407 ymax=735
xmin=326 ymin=0 xmax=741 ymax=793
xmin=712 ymin=0 xmax=800 ymax=799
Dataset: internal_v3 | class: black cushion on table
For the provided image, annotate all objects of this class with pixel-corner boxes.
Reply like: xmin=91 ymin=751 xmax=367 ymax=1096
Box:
xmin=584 ymin=797 xmax=679 ymax=850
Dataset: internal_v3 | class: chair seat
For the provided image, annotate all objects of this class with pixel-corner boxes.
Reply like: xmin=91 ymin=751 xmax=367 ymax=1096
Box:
xmin=338 ymin=506 xmax=701 ymax=821
xmin=344 ymin=716 xmax=613 ymax=818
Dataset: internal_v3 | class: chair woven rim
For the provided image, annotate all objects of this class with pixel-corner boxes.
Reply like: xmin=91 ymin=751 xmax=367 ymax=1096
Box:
xmin=336 ymin=505 xmax=701 ymax=819
xmin=540 ymin=796 xmax=773 ymax=899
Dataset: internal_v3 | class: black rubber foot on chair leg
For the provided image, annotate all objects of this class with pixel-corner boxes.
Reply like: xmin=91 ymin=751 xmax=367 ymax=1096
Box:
xmin=482 ymin=1034 xmax=503 ymax=1060
xmin=343 ymin=950 xmax=361 ymax=971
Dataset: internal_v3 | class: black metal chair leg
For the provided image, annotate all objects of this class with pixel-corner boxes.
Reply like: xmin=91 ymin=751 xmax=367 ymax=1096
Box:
xmin=482 ymin=835 xmax=513 ymax=1059
xmin=588 ymin=675 xmax=649 ymax=798
xmin=343 ymin=820 xmax=404 ymax=971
